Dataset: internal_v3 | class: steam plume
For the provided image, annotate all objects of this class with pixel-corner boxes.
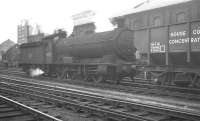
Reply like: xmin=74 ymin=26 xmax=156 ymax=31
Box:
xmin=30 ymin=68 xmax=44 ymax=77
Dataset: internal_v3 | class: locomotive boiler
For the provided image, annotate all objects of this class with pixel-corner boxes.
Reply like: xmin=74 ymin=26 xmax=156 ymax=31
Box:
xmin=55 ymin=29 xmax=136 ymax=63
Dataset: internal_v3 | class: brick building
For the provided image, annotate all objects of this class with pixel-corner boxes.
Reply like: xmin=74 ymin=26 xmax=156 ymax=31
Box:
xmin=111 ymin=0 xmax=199 ymax=29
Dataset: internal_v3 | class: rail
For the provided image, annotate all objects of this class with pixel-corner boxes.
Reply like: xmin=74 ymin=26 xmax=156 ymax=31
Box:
xmin=0 ymin=94 xmax=62 ymax=121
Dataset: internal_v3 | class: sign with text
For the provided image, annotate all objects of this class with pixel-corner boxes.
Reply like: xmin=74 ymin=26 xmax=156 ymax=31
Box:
xmin=169 ymin=22 xmax=200 ymax=52
xmin=150 ymin=27 xmax=167 ymax=53
xmin=149 ymin=22 xmax=200 ymax=53
xmin=169 ymin=24 xmax=188 ymax=52
xmin=191 ymin=22 xmax=200 ymax=51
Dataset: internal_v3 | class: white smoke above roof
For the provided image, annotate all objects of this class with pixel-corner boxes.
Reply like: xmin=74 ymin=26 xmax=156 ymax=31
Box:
xmin=111 ymin=0 xmax=192 ymax=18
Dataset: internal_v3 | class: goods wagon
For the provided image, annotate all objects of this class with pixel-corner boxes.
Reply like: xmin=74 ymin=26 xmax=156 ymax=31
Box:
xmin=133 ymin=20 xmax=200 ymax=87
xmin=19 ymin=28 xmax=137 ymax=82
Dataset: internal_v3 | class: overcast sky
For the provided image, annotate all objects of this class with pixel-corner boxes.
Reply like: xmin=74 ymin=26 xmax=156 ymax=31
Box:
xmin=0 ymin=0 xmax=143 ymax=43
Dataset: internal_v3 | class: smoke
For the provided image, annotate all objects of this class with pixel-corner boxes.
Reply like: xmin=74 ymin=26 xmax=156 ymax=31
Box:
xmin=30 ymin=68 xmax=44 ymax=77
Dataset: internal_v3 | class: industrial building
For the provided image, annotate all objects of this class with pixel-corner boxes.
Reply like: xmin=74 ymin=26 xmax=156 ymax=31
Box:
xmin=17 ymin=20 xmax=31 ymax=44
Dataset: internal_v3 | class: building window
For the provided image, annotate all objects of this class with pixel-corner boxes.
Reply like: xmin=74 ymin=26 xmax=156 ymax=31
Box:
xmin=153 ymin=16 xmax=161 ymax=26
xmin=130 ymin=20 xmax=139 ymax=30
xmin=129 ymin=20 xmax=133 ymax=29
xmin=176 ymin=12 xmax=186 ymax=23
xmin=125 ymin=19 xmax=130 ymax=29
xmin=133 ymin=21 xmax=140 ymax=28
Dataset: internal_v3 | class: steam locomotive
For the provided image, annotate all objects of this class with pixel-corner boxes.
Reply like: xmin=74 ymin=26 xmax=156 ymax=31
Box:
xmin=19 ymin=28 xmax=137 ymax=83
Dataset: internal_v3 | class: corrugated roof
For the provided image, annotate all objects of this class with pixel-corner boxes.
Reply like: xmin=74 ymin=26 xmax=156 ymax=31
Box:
xmin=111 ymin=0 xmax=192 ymax=18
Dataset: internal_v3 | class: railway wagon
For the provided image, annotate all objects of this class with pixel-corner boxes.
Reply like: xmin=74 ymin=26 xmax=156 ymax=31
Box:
xmin=19 ymin=28 xmax=137 ymax=82
xmin=133 ymin=20 xmax=200 ymax=87
xmin=111 ymin=0 xmax=200 ymax=87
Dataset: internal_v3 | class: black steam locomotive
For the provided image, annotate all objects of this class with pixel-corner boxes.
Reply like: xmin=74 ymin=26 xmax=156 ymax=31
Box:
xmin=19 ymin=28 xmax=137 ymax=83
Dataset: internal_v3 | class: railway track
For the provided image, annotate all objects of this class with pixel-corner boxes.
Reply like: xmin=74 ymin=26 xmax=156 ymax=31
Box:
xmin=0 ymin=68 xmax=200 ymax=104
xmin=120 ymin=79 xmax=200 ymax=100
xmin=0 ymin=68 xmax=200 ymax=105
xmin=41 ymin=75 xmax=200 ymax=102
xmin=0 ymin=74 xmax=200 ymax=121
xmin=1 ymin=68 xmax=200 ymax=99
xmin=0 ymin=94 xmax=61 ymax=121
xmin=0 ymin=91 xmax=102 ymax=121
xmin=0 ymin=67 xmax=26 ymax=76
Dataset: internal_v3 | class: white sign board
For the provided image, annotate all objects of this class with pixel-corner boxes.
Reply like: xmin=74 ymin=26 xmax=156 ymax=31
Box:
xmin=72 ymin=10 xmax=95 ymax=26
